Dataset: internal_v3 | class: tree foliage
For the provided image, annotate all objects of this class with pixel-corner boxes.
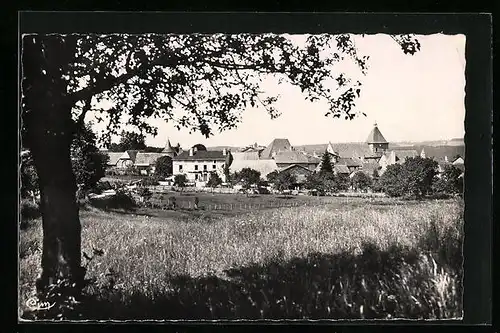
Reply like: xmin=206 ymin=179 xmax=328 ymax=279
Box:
xmin=235 ymin=168 xmax=261 ymax=190
xmin=266 ymin=170 xmax=279 ymax=184
xmin=379 ymin=157 xmax=438 ymax=198
xmin=71 ymin=123 xmax=109 ymax=191
xmin=22 ymin=33 xmax=420 ymax=149
xmin=433 ymin=165 xmax=463 ymax=195
xmin=319 ymin=151 xmax=334 ymax=175
xmin=154 ymin=155 xmax=173 ymax=178
xmin=351 ymin=171 xmax=372 ymax=192
xmin=21 ymin=124 xmax=108 ymax=196
xmin=272 ymin=171 xmax=297 ymax=193
xmin=174 ymin=174 xmax=187 ymax=189
xmin=334 ymin=173 xmax=350 ymax=192
xmin=207 ymin=171 xmax=223 ymax=189
xmin=117 ymin=131 xmax=146 ymax=151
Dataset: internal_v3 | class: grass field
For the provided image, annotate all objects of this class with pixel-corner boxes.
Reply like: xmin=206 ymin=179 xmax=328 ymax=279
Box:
xmin=19 ymin=195 xmax=463 ymax=320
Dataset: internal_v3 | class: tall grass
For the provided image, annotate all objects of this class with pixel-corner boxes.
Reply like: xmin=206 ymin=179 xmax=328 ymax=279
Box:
xmin=19 ymin=197 xmax=463 ymax=320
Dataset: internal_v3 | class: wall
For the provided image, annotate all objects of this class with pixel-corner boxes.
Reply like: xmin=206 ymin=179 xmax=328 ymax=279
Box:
xmin=173 ymin=159 xmax=227 ymax=182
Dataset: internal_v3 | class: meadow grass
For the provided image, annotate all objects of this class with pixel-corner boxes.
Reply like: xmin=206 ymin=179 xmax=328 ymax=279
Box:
xmin=19 ymin=196 xmax=463 ymax=320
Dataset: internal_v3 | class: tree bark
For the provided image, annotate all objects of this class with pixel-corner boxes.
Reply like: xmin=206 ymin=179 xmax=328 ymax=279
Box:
xmin=31 ymin=129 xmax=85 ymax=293
xmin=22 ymin=35 xmax=84 ymax=295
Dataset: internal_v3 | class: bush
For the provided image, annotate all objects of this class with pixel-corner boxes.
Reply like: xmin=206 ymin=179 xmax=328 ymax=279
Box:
xmin=90 ymin=189 xmax=137 ymax=211
xmin=141 ymin=176 xmax=159 ymax=186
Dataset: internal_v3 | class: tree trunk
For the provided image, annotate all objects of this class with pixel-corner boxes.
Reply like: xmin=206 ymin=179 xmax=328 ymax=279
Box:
xmin=31 ymin=131 xmax=85 ymax=293
xmin=22 ymin=35 xmax=84 ymax=295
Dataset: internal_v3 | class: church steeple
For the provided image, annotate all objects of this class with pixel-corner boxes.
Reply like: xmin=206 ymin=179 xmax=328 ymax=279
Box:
xmin=162 ymin=137 xmax=176 ymax=158
xmin=366 ymin=121 xmax=389 ymax=155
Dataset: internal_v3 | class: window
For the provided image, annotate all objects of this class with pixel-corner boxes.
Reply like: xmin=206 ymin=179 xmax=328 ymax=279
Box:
xmin=179 ymin=165 xmax=183 ymax=171
xmin=195 ymin=165 xmax=198 ymax=171
xmin=213 ymin=160 xmax=217 ymax=164
xmin=203 ymin=165 xmax=207 ymax=171
xmin=213 ymin=165 xmax=216 ymax=169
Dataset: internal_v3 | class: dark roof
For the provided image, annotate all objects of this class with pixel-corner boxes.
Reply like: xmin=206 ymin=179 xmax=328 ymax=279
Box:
xmin=361 ymin=162 xmax=380 ymax=176
xmin=173 ymin=150 xmax=226 ymax=161
xmin=332 ymin=143 xmax=374 ymax=158
xmin=337 ymin=157 xmax=363 ymax=167
xmin=274 ymin=151 xmax=320 ymax=164
xmin=366 ymin=124 xmax=388 ymax=144
xmin=134 ymin=153 xmax=166 ymax=166
xmin=125 ymin=150 xmax=139 ymax=162
xmin=279 ymin=164 xmax=313 ymax=173
xmin=334 ymin=165 xmax=350 ymax=174
xmin=260 ymin=138 xmax=292 ymax=159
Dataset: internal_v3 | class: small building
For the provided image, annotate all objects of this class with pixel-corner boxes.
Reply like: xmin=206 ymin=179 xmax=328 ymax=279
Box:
xmin=274 ymin=151 xmax=320 ymax=171
xmin=278 ymin=164 xmax=313 ymax=185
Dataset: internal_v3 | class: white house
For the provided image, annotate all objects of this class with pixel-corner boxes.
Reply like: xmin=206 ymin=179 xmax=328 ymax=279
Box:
xmin=172 ymin=144 xmax=230 ymax=184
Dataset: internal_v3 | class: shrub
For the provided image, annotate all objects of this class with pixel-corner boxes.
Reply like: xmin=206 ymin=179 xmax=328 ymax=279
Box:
xmin=142 ymin=176 xmax=160 ymax=187
xmin=89 ymin=189 xmax=137 ymax=211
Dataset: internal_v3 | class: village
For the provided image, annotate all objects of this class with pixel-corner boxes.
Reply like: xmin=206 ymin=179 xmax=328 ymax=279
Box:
xmin=100 ymin=122 xmax=465 ymax=196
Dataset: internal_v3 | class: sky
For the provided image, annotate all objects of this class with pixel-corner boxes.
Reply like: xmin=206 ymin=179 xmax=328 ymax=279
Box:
xmin=87 ymin=33 xmax=466 ymax=149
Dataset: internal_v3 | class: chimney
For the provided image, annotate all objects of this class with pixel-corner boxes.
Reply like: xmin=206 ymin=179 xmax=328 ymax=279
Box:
xmin=223 ymin=148 xmax=227 ymax=156
xmin=189 ymin=148 xmax=194 ymax=156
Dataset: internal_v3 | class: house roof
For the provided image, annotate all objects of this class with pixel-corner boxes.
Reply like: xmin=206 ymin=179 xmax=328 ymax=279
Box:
xmin=134 ymin=153 xmax=166 ymax=167
xmin=260 ymin=138 xmax=293 ymax=159
xmin=361 ymin=162 xmax=380 ymax=176
xmin=162 ymin=139 xmax=175 ymax=154
xmin=230 ymin=159 xmax=279 ymax=178
xmin=366 ymin=123 xmax=388 ymax=144
xmin=121 ymin=150 xmax=139 ymax=162
xmin=337 ymin=157 xmax=363 ymax=167
xmin=332 ymin=143 xmax=374 ymax=158
xmin=232 ymin=151 xmax=261 ymax=161
xmin=274 ymin=151 xmax=320 ymax=164
xmin=173 ymin=150 xmax=227 ymax=161
xmin=334 ymin=165 xmax=350 ymax=174
xmin=106 ymin=152 xmax=123 ymax=166
xmin=279 ymin=164 xmax=313 ymax=174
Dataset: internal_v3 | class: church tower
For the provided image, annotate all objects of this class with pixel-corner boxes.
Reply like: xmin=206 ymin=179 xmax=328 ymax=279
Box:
xmin=366 ymin=122 xmax=389 ymax=155
xmin=162 ymin=138 xmax=176 ymax=158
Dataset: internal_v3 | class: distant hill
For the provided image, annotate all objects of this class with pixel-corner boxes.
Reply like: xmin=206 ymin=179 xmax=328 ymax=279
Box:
xmin=206 ymin=146 xmax=242 ymax=151
xmin=393 ymin=138 xmax=464 ymax=147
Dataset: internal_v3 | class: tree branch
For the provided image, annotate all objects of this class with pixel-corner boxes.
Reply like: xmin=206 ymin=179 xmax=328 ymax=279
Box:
xmin=68 ymin=52 xmax=186 ymax=105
